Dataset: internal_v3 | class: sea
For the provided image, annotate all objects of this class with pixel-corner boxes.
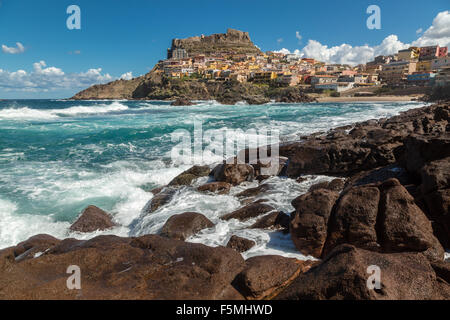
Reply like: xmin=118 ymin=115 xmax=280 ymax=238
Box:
xmin=0 ymin=99 xmax=437 ymax=260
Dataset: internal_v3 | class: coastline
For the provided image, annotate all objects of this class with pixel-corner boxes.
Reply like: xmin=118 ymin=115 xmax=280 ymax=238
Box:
xmin=0 ymin=100 xmax=448 ymax=299
xmin=316 ymin=95 xmax=422 ymax=103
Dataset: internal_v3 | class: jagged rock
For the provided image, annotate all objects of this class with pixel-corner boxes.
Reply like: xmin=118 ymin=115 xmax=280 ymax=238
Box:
xmin=168 ymin=165 xmax=211 ymax=186
xmin=213 ymin=162 xmax=254 ymax=185
xmin=160 ymin=212 xmax=214 ymax=241
xmin=236 ymin=184 xmax=271 ymax=198
xmin=0 ymin=234 xmax=246 ymax=300
xmin=222 ymin=202 xmax=275 ymax=221
xmin=419 ymin=158 xmax=450 ymax=194
xmin=250 ymin=156 xmax=288 ymax=177
xmin=12 ymin=234 xmax=61 ymax=262
xmin=290 ymin=190 xmax=340 ymax=257
xmin=149 ymin=186 xmax=165 ymax=195
xmin=308 ymin=178 xmax=345 ymax=192
xmin=323 ymin=186 xmax=381 ymax=256
xmin=170 ymin=97 xmax=194 ymax=106
xmin=69 ymin=205 xmax=116 ymax=233
xmin=250 ymin=211 xmax=290 ymax=231
xmin=226 ymin=235 xmax=255 ymax=253
xmin=144 ymin=187 xmax=177 ymax=213
xmin=379 ymin=179 xmax=444 ymax=261
xmin=232 ymin=255 xmax=315 ymax=300
xmin=197 ymin=182 xmax=232 ymax=194
xmin=276 ymin=244 xmax=450 ymax=300
xmin=404 ymin=133 xmax=450 ymax=175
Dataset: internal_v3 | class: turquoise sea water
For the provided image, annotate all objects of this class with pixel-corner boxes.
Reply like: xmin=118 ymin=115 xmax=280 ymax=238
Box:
xmin=0 ymin=99 xmax=427 ymax=255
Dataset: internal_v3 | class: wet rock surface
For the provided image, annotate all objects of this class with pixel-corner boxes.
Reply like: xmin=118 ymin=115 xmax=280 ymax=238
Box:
xmin=160 ymin=212 xmax=214 ymax=241
xmin=69 ymin=206 xmax=116 ymax=233
xmin=226 ymin=235 xmax=256 ymax=253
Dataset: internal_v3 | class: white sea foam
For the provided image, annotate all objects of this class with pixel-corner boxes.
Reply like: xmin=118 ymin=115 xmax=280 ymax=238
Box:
xmin=0 ymin=101 xmax=129 ymax=120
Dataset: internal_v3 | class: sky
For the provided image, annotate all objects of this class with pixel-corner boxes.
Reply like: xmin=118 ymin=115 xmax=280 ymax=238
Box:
xmin=0 ymin=0 xmax=449 ymax=99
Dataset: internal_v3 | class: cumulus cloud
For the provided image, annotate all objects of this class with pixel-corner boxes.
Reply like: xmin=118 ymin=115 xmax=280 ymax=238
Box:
xmin=0 ymin=61 xmax=113 ymax=92
xmin=412 ymin=10 xmax=450 ymax=47
xmin=120 ymin=72 xmax=133 ymax=80
xmin=2 ymin=42 xmax=25 ymax=54
xmin=416 ymin=28 xmax=423 ymax=35
xmin=277 ymin=10 xmax=449 ymax=65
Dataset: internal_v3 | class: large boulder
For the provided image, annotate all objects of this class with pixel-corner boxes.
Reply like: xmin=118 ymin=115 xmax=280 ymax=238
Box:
xmin=323 ymin=186 xmax=381 ymax=256
xmin=226 ymin=235 xmax=256 ymax=253
xmin=69 ymin=205 xmax=116 ymax=233
xmin=221 ymin=202 xmax=275 ymax=221
xmin=160 ymin=212 xmax=214 ymax=241
xmin=232 ymin=255 xmax=315 ymax=300
xmin=276 ymin=244 xmax=450 ymax=300
xmin=168 ymin=165 xmax=211 ymax=186
xmin=197 ymin=182 xmax=232 ymax=194
xmin=379 ymin=179 xmax=444 ymax=261
xmin=213 ymin=162 xmax=254 ymax=185
xmin=290 ymin=189 xmax=340 ymax=257
xmin=0 ymin=234 xmax=246 ymax=300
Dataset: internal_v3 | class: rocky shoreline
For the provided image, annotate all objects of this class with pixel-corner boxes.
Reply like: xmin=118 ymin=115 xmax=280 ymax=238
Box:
xmin=1 ymin=101 xmax=449 ymax=300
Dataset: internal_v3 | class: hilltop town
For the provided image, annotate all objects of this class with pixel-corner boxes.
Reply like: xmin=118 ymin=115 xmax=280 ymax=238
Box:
xmin=72 ymin=29 xmax=450 ymax=102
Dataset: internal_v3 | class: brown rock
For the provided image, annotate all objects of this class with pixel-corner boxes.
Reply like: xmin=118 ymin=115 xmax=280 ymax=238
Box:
xmin=379 ymin=178 xmax=444 ymax=261
xmin=213 ymin=162 xmax=254 ymax=185
xmin=226 ymin=235 xmax=255 ymax=253
xmin=69 ymin=205 xmax=116 ymax=233
xmin=290 ymin=189 xmax=340 ymax=257
xmin=197 ymin=182 xmax=232 ymax=194
xmin=160 ymin=212 xmax=214 ymax=241
xmin=276 ymin=244 xmax=450 ymax=300
xmin=12 ymin=234 xmax=61 ymax=262
xmin=171 ymin=97 xmax=194 ymax=106
xmin=168 ymin=165 xmax=211 ymax=186
xmin=232 ymin=255 xmax=315 ymax=300
xmin=144 ymin=187 xmax=177 ymax=213
xmin=419 ymin=158 xmax=450 ymax=194
xmin=236 ymin=184 xmax=271 ymax=198
xmin=222 ymin=202 xmax=275 ymax=221
xmin=250 ymin=211 xmax=290 ymax=231
xmin=0 ymin=234 xmax=246 ymax=300
xmin=323 ymin=186 xmax=381 ymax=257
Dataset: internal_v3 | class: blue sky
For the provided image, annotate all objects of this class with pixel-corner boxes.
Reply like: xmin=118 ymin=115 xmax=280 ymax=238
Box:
xmin=0 ymin=0 xmax=449 ymax=98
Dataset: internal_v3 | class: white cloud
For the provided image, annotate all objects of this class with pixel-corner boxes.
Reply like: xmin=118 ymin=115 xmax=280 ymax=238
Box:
xmin=277 ymin=38 xmax=283 ymax=45
xmin=120 ymin=72 xmax=133 ymax=80
xmin=295 ymin=31 xmax=302 ymax=44
xmin=416 ymin=28 xmax=423 ymax=35
xmin=412 ymin=10 xmax=450 ymax=47
xmin=2 ymin=42 xmax=25 ymax=54
xmin=278 ymin=10 xmax=449 ymax=65
xmin=0 ymin=61 xmax=113 ymax=92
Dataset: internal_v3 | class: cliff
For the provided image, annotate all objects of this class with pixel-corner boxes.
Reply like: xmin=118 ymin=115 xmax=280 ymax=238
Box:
xmin=169 ymin=28 xmax=262 ymax=57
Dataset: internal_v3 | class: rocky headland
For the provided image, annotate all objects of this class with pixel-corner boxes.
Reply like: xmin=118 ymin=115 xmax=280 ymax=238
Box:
xmin=70 ymin=29 xmax=316 ymax=104
xmin=1 ymin=101 xmax=449 ymax=300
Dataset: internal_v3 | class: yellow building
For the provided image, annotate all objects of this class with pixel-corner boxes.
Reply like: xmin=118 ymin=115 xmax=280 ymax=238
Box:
xmin=398 ymin=47 xmax=419 ymax=61
xmin=252 ymin=71 xmax=277 ymax=82
xmin=379 ymin=61 xmax=417 ymax=83
xmin=416 ymin=60 xmax=432 ymax=72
